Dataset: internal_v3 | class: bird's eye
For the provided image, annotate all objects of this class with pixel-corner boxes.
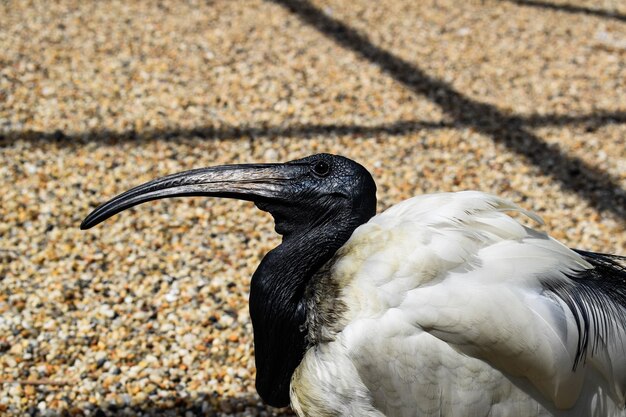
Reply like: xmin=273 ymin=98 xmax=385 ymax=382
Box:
xmin=312 ymin=161 xmax=330 ymax=177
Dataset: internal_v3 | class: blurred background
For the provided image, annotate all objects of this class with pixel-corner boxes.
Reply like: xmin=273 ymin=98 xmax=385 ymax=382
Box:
xmin=1 ymin=0 xmax=625 ymax=415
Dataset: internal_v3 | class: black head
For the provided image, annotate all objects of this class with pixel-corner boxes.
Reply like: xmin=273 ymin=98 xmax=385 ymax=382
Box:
xmin=81 ymin=153 xmax=377 ymax=238
xmin=254 ymin=154 xmax=376 ymax=238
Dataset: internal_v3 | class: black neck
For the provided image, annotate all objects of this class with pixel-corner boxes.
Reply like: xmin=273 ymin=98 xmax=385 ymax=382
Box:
xmin=249 ymin=224 xmax=352 ymax=407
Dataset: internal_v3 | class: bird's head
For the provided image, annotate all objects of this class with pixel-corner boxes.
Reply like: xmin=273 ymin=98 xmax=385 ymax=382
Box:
xmin=81 ymin=153 xmax=377 ymax=240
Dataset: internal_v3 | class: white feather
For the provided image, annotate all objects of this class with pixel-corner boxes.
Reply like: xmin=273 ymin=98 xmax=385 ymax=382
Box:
xmin=292 ymin=192 xmax=626 ymax=417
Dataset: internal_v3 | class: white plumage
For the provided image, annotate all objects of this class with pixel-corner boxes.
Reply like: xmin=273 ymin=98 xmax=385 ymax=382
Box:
xmin=291 ymin=192 xmax=626 ymax=417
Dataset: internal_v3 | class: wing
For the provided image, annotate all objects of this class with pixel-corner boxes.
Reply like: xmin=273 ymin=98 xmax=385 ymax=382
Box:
xmin=334 ymin=192 xmax=626 ymax=413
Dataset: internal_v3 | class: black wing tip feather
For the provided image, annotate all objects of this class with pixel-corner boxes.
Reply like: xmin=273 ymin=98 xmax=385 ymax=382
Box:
xmin=544 ymin=249 xmax=626 ymax=370
xmin=569 ymin=249 xmax=626 ymax=303
xmin=572 ymin=249 xmax=626 ymax=270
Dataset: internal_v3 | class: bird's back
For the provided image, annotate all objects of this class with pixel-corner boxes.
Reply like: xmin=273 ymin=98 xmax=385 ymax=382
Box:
xmin=292 ymin=192 xmax=626 ymax=417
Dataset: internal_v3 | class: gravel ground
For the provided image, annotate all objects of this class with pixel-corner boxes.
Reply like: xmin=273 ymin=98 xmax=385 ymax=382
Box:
xmin=1 ymin=0 xmax=625 ymax=416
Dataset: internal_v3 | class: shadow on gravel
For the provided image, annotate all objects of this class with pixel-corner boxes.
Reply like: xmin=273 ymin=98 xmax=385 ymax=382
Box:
xmin=0 ymin=120 xmax=452 ymax=148
xmin=514 ymin=111 xmax=626 ymax=130
xmin=506 ymin=0 xmax=626 ymax=23
xmin=22 ymin=393 xmax=296 ymax=417
xmin=268 ymin=0 xmax=626 ymax=221
xmin=2 ymin=111 xmax=625 ymax=148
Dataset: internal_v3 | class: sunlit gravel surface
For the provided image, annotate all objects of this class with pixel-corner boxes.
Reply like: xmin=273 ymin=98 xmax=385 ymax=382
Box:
xmin=1 ymin=0 xmax=625 ymax=415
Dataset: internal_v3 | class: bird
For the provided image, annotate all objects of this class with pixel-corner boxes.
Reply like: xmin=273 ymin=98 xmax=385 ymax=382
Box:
xmin=81 ymin=153 xmax=626 ymax=417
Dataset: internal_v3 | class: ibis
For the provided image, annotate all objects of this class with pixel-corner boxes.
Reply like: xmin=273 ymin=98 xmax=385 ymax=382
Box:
xmin=81 ymin=153 xmax=626 ymax=417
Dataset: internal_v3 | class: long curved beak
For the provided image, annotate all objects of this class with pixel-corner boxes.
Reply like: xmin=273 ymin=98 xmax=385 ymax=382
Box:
xmin=80 ymin=163 xmax=302 ymax=230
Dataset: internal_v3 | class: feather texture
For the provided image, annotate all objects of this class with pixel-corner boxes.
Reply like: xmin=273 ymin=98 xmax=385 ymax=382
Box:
xmin=293 ymin=192 xmax=626 ymax=417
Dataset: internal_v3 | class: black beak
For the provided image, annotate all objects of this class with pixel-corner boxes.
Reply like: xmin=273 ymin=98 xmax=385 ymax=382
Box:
xmin=80 ymin=163 xmax=303 ymax=230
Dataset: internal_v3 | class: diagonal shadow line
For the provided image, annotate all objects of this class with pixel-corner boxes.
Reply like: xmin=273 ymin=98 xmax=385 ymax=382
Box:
xmin=505 ymin=0 xmax=626 ymax=23
xmin=0 ymin=120 xmax=453 ymax=147
xmin=269 ymin=0 xmax=626 ymax=221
